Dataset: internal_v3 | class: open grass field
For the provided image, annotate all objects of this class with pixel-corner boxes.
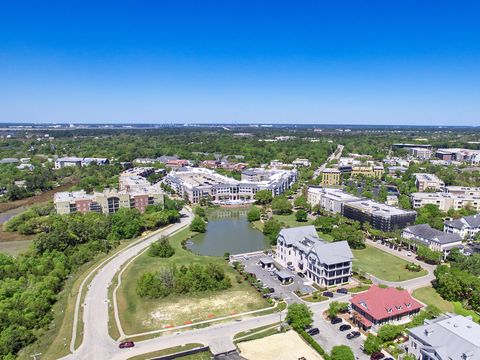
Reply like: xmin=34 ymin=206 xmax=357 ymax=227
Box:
xmin=353 ymin=244 xmax=428 ymax=282
xmin=412 ymin=286 xmax=454 ymax=313
xmin=117 ymin=228 xmax=269 ymax=335
xmin=412 ymin=286 xmax=480 ymax=323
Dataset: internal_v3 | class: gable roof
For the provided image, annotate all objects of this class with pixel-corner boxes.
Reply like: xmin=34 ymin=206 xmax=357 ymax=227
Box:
xmin=350 ymin=285 xmax=423 ymax=321
xmin=311 ymin=241 xmax=353 ymax=265
xmin=404 ymin=224 xmax=462 ymax=245
xmin=445 ymin=214 xmax=480 ymax=230
xmin=277 ymin=225 xmax=320 ymax=246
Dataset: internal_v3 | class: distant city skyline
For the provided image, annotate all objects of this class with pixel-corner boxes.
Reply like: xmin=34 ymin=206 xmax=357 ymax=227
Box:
xmin=1 ymin=1 xmax=480 ymax=125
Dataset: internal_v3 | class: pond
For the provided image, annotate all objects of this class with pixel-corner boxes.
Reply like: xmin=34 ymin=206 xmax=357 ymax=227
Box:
xmin=186 ymin=207 xmax=269 ymax=256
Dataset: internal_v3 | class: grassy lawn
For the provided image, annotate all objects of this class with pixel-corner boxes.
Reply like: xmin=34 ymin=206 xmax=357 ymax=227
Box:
xmin=353 ymin=245 xmax=428 ymax=282
xmin=348 ymin=285 xmax=371 ymax=293
xmin=117 ymin=228 xmax=269 ymax=335
xmin=127 ymin=344 xmax=207 ymax=360
xmin=272 ymin=213 xmax=312 ymax=228
xmin=412 ymin=286 xmax=480 ymax=323
xmin=301 ymin=293 xmax=328 ymax=303
xmin=412 ymin=286 xmax=454 ymax=313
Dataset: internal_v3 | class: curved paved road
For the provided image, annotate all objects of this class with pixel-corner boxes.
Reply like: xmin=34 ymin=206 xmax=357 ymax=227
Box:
xmin=62 ymin=209 xmax=194 ymax=360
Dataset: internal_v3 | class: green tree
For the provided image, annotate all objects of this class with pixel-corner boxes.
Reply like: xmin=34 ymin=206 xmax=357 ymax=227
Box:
xmin=330 ymin=345 xmax=355 ymax=360
xmin=271 ymin=196 xmax=293 ymax=214
xmin=398 ymin=194 xmax=412 ymax=209
xmin=108 ymin=208 xmax=144 ymax=240
xmin=254 ymin=190 xmax=273 ymax=205
xmin=377 ymin=324 xmax=404 ymax=342
xmin=294 ymin=195 xmax=309 ymax=209
xmin=263 ymin=219 xmax=282 ymax=245
xmin=285 ymin=303 xmax=313 ymax=330
xmin=363 ymin=334 xmax=382 ymax=354
xmin=295 ymin=209 xmax=308 ymax=222
xmin=327 ymin=301 xmax=349 ymax=318
xmin=190 ymin=215 xmax=207 ymax=233
xmin=193 ymin=206 xmax=206 ymax=218
xmin=148 ymin=237 xmax=175 ymax=258
xmin=247 ymin=206 xmax=261 ymax=222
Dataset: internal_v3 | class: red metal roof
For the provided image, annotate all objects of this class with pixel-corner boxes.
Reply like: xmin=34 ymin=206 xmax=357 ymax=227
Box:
xmin=350 ymin=285 xmax=423 ymax=321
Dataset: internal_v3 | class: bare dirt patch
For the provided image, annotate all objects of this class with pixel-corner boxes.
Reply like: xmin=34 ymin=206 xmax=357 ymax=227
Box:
xmin=238 ymin=330 xmax=323 ymax=360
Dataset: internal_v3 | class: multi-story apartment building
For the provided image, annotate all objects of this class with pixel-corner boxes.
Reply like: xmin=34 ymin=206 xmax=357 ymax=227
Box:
xmin=165 ymin=167 xmax=297 ymax=204
xmin=402 ymin=224 xmax=463 ymax=258
xmin=411 ymin=192 xmax=480 ymax=212
xmin=276 ymin=225 xmax=353 ymax=287
xmin=408 ymin=314 xmax=480 ymax=360
xmin=292 ymin=158 xmax=311 ymax=167
xmin=444 ymin=214 xmax=480 ymax=240
xmin=321 ymin=168 xmax=341 ymax=185
xmin=445 ymin=186 xmax=480 ymax=196
xmin=436 ymin=148 xmax=480 ymax=164
xmin=350 ymin=285 xmax=423 ymax=332
xmin=54 ymin=156 xmax=109 ymax=169
xmin=54 ymin=185 xmax=164 ymax=215
xmin=342 ymin=199 xmax=417 ymax=231
xmin=414 ymin=173 xmax=445 ymax=191
xmin=351 ymin=165 xmax=384 ymax=179
xmin=307 ymin=187 xmax=361 ymax=213
xmin=409 ymin=147 xmax=433 ymax=159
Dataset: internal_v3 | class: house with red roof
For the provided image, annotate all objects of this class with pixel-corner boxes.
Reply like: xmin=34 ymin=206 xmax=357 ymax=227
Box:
xmin=350 ymin=285 xmax=423 ymax=332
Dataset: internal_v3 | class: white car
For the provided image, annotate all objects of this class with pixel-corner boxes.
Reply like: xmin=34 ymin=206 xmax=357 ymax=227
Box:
xmin=407 ymin=251 xmax=412 ymax=256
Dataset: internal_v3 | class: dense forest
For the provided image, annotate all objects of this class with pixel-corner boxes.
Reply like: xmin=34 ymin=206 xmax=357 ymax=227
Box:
xmin=0 ymin=198 xmax=182 ymax=358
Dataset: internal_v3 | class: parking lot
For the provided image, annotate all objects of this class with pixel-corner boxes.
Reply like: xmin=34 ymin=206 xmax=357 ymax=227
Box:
xmin=311 ymin=312 xmax=369 ymax=360
xmin=233 ymin=253 xmax=315 ymax=303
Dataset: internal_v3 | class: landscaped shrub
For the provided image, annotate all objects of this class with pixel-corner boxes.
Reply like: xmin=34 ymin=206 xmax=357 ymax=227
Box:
xmin=405 ymin=262 xmax=422 ymax=272
xmin=147 ymin=237 xmax=175 ymax=258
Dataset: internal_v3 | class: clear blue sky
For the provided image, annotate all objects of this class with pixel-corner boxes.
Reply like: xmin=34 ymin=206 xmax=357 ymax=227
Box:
xmin=1 ymin=1 xmax=480 ymax=125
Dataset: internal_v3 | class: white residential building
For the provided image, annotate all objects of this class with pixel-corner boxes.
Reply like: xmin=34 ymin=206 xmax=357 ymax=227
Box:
xmin=402 ymin=224 xmax=463 ymax=257
xmin=411 ymin=192 xmax=480 ymax=212
xmin=54 ymin=156 xmax=109 ymax=169
xmin=165 ymin=167 xmax=297 ymax=204
xmin=276 ymin=225 xmax=353 ymax=287
xmin=408 ymin=314 xmax=480 ymax=360
xmin=307 ymin=187 xmax=361 ymax=213
xmin=444 ymin=214 xmax=480 ymax=240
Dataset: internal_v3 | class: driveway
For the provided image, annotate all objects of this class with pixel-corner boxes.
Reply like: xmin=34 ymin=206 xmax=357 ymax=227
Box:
xmin=311 ymin=311 xmax=369 ymax=360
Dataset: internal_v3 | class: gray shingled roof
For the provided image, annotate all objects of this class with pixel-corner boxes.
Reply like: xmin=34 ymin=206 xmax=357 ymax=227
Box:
xmin=404 ymin=224 xmax=462 ymax=245
xmin=277 ymin=225 xmax=320 ymax=246
xmin=445 ymin=214 xmax=480 ymax=230
xmin=312 ymin=241 xmax=353 ymax=265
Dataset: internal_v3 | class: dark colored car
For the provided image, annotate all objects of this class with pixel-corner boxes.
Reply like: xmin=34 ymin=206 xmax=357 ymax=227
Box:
xmin=297 ymin=272 xmax=305 ymax=278
xmin=339 ymin=324 xmax=351 ymax=331
xmin=336 ymin=288 xmax=348 ymax=294
xmin=323 ymin=291 xmax=334 ymax=297
xmin=384 ymin=358 xmax=394 ymax=360
xmin=346 ymin=331 xmax=361 ymax=339
xmin=307 ymin=327 xmax=320 ymax=336
xmin=370 ymin=352 xmax=385 ymax=360
xmin=330 ymin=317 xmax=342 ymax=325
xmin=119 ymin=341 xmax=135 ymax=349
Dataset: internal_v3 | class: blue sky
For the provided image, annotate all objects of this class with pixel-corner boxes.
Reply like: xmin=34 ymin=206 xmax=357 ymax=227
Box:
xmin=1 ymin=1 xmax=480 ymax=125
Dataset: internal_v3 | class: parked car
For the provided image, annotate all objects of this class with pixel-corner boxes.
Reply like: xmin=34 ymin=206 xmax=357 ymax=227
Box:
xmin=339 ymin=324 xmax=351 ymax=331
xmin=370 ymin=352 xmax=385 ymax=360
xmin=119 ymin=341 xmax=135 ymax=349
xmin=346 ymin=331 xmax=361 ymax=339
xmin=268 ymin=287 xmax=275 ymax=293
xmin=384 ymin=358 xmax=394 ymax=360
xmin=287 ymin=265 xmax=295 ymax=271
xmin=330 ymin=317 xmax=342 ymax=325
xmin=407 ymin=251 xmax=412 ymax=256
xmin=307 ymin=327 xmax=320 ymax=336
xmin=297 ymin=272 xmax=305 ymax=278
xmin=336 ymin=288 xmax=348 ymax=294
xmin=323 ymin=291 xmax=334 ymax=297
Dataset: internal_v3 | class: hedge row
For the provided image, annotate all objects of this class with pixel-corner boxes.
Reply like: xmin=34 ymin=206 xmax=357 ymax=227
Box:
xmin=296 ymin=327 xmax=331 ymax=360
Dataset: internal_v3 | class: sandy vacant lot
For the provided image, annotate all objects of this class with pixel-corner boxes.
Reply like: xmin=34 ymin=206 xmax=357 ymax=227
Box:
xmin=238 ymin=330 xmax=323 ymax=360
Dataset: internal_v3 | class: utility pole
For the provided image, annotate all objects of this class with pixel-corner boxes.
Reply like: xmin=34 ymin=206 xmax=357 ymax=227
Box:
xmin=30 ymin=353 xmax=42 ymax=360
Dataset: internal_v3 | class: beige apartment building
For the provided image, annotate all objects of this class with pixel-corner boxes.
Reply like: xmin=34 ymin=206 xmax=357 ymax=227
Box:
xmin=351 ymin=165 xmax=384 ymax=179
xmin=321 ymin=168 xmax=341 ymax=185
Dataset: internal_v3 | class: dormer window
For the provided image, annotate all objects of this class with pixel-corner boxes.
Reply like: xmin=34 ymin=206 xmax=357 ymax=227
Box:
xmin=386 ymin=307 xmax=393 ymax=313
xmin=360 ymin=301 xmax=367 ymax=309
xmin=406 ymin=303 xmax=412 ymax=308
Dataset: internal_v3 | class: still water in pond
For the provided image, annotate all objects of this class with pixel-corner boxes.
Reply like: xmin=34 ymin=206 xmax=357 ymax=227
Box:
xmin=186 ymin=208 xmax=269 ymax=256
